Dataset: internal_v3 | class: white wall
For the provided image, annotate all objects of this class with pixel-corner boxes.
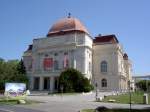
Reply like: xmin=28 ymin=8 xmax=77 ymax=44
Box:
xmin=24 ymin=32 xmax=93 ymax=80
xmin=93 ymin=43 xmax=122 ymax=91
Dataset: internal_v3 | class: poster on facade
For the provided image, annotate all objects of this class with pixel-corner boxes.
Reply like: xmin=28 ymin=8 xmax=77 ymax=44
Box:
xmin=5 ymin=83 xmax=26 ymax=96
xmin=43 ymin=58 xmax=53 ymax=70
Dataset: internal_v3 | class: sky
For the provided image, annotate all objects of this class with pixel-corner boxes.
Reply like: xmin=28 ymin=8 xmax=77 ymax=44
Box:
xmin=0 ymin=0 xmax=150 ymax=75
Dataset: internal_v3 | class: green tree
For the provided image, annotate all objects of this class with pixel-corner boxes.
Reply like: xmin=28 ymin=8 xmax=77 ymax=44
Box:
xmin=136 ymin=80 xmax=150 ymax=91
xmin=16 ymin=59 xmax=28 ymax=84
xmin=58 ymin=68 xmax=93 ymax=93
xmin=0 ymin=58 xmax=28 ymax=90
xmin=17 ymin=59 xmax=26 ymax=74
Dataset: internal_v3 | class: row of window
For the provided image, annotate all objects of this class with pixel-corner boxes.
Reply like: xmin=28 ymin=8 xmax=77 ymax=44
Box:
xmin=27 ymin=58 xmax=107 ymax=73
xmin=99 ymin=61 xmax=108 ymax=88
xmin=43 ymin=57 xmax=69 ymax=71
xmin=27 ymin=56 xmax=69 ymax=71
xmin=43 ymin=58 xmax=107 ymax=73
xmin=45 ymin=52 xmax=68 ymax=57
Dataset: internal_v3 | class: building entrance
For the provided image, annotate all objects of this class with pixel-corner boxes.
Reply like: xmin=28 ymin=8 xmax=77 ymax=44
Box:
xmin=34 ymin=77 xmax=40 ymax=90
xmin=44 ymin=77 xmax=50 ymax=90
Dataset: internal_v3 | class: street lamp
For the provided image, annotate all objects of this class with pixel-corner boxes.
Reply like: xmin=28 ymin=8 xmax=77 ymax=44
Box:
xmin=95 ymin=83 xmax=98 ymax=101
xmin=60 ymin=84 xmax=64 ymax=98
xmin=128 ymin=80 xmax=131 ymax=111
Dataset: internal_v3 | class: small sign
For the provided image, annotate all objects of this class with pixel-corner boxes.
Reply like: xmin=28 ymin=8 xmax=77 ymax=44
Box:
xmin=5 ymin=83 xmax=26 ymax=96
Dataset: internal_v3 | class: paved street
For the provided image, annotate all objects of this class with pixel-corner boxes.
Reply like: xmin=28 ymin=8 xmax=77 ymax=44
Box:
xmin=0 ymin=92 xmax=150 ymax=112
xmin=0 ymin=105 xmax=44 ymax=112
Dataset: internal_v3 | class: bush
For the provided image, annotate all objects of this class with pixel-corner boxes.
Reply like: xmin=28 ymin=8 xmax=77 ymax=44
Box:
xmin=95 ymin=106 xmax=108 ymax=112
xmin=58 ymin=68 xmax=93 ymax=93
xmin=136 ymin=80 xmax=150 ymax=91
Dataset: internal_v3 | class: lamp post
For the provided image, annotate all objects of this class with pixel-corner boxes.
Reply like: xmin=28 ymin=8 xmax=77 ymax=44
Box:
xmin=128 ymin=80 xmax=131 ymax=111
xmin=60 ymin=84 xmax=64 ymax=99
xmin=146 ymin=79 xmax=148 ymax=93
xmin=95 ymin=83 xmax=98 ymax=101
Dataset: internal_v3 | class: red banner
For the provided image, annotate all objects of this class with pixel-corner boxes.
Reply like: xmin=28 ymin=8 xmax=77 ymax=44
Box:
xmin=43 ymin=58 xmax=53 ymax=70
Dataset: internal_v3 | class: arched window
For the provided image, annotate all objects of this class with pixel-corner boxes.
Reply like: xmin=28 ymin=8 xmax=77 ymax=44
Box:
xmin=101 ymin=61 xmax=107 ymax=73
xmin=101 ymin=79 xmax=107 ymax=87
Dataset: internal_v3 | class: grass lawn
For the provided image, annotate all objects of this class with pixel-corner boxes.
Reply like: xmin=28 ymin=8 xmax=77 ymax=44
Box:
xmin=81 ymin=109 xmax=150 ymax=112
xmin=102 ymin=91 xmax=150 ymax=104
xmin=0 ymin=99 xmax=41 ymax=105
xmin=0 ymin=96 xmax=41 ymax=105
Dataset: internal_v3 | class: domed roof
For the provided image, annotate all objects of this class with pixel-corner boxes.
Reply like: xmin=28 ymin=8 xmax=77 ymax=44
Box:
xmin=47 ymin=17 xmax=89 ymax=36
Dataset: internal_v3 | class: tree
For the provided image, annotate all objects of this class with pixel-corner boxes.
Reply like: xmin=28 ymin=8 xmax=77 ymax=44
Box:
xmin=0 ymin=58 xmax=4 ymax=62
xmin=17 ymin=59 xmax=26 ymax=74
xmin=136 ymin=80 xmax=150 ymax=91
xmin=0 ymin=58 xmax=28 ymax=90
xmin=16 ymin=59 xmax=28 ymax=84
xmin=58 ymin=68 xmax=93 ymax=93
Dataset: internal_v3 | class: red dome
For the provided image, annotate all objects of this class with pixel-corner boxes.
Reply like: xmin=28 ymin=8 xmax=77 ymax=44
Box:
xmin=47 ymin=17 xmax=89 ymax=36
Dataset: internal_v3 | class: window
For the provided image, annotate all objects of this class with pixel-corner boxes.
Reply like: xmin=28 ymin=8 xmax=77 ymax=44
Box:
xmin=89 ymin=53 xmax=91 ymax=58
xmin=28 ymin=62 xmax=32 ymax=71
xmin=101 ymin=61 xmax=107 ymax=73
xmin=45 ymin=54 xmax=48 ymax=57
xmin=101 ymin=79 xmax=107 ymax=87
xmin=63 ymin=59 xmax=69 ymax=68
xmin=54 ymin=53 xmax=58 ymax=56
xmin=28 ymin=58 xmax=33 ymax=71
xmin=89 ymin=62 xmax=91 ymax=72
xmin=63 ymin=53 xmax=69 ymax=68
xmin=64 ymin=52 xmax=68 ymax=55
xmin=54 ymin=60 xmax=59 ymax=70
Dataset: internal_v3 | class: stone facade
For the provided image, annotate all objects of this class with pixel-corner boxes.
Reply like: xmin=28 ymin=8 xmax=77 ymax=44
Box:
xmin=23 ymin=17 xmax=132 ymax=92
xmin=93 ymin=36 xmax=132 ymax=91
xmin=23 ymin=32 xmax=92 ymax=92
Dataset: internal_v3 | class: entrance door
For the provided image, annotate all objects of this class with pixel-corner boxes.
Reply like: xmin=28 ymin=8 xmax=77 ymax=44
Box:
xmin=34 ymin=77 xmax=40 ymax=90
xmin=44 ymin=77 xmax=50 ymax=90
xmin=54 ymin=77 xmax=59 ymax=90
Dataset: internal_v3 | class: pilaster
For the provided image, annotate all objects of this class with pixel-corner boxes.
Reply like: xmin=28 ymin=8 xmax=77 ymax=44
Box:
xmin=39 ymin=77 xmax=43 ymax=90
xmin=50 ymin=77 xmax=54 ymax=92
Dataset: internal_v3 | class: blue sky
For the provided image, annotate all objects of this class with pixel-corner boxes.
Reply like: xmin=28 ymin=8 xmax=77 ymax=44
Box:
xmin=0 ymin=0 xmax=150 ymax=75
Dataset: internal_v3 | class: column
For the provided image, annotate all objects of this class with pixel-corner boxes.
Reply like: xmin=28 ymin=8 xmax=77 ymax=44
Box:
xmin=50 ymin=77 xmax=54 ymax=93
xmin=39 ymin=77 xmax=43 ymax=90
xmin=72 ymin=50 xmax=76 ymax=69
xmin=74 ymin=59 xmax=76 ymax=69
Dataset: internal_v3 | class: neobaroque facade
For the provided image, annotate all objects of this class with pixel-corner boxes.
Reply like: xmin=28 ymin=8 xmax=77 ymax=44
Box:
xmin=23 ymin=16 xmax=132 ymax=92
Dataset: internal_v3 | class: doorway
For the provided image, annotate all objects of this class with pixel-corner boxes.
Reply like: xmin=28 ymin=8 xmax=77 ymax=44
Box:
xmin=34 ymin=77 xmax=40 ymax=90
xmin=44 ymin=77 xmax=50 ymax=90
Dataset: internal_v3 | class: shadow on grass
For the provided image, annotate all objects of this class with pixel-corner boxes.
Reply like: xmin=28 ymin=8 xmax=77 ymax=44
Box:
xmin=82 ymin=106 xmax=150 ymax=112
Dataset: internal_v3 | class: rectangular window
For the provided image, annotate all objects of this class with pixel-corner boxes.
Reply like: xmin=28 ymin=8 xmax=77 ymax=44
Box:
xmin=89 ymin=62 xmax=91 ymax=72
xmin=54 ymin=60 xmax=59 ymax=70
xmin=63 ymin=54 xmax=69 ymax=69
